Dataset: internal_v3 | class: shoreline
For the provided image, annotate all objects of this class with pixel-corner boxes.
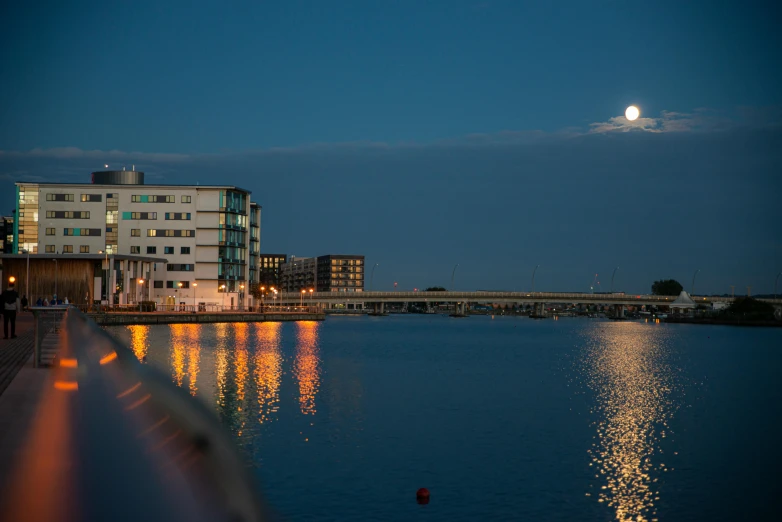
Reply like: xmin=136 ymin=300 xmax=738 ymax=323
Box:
xmin=664 ymin=316 xmax=782 ymax=327
xmin=89 ymin=311 xmax=325 ymax=326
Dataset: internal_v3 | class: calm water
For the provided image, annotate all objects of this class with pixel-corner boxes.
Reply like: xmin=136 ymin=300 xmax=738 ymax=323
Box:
xmin=106 ymin=316 xmax=782 ymax=521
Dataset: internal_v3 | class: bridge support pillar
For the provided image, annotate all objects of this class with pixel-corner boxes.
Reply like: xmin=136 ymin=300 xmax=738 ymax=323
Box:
xmin=380 ymin=302 xmax=384 ymax=314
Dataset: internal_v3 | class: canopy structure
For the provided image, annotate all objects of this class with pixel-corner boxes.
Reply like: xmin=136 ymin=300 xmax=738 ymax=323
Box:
xmin=669 ymin=290 xmax=696 ymax=308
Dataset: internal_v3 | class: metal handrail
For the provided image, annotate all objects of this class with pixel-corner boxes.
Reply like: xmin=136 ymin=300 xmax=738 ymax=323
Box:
xmin=3 ymin=308 xmax=272 ymax=521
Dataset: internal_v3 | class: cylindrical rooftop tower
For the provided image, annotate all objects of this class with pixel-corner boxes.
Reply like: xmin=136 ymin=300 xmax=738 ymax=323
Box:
xmin=91 ymin=170 xmax=145 ymax=185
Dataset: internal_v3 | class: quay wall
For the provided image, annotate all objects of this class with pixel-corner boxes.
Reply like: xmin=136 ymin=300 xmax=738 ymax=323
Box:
xmin=89 ymin=312 xmax=325 ymax=326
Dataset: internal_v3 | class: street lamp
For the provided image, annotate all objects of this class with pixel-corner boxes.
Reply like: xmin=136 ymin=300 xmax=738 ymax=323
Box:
xmin=300 ymin=289 xmax=306 ymax=307
xmin=240 ymin=284 xmax=245 ymax=311
xmin=451 ymin=263 xmax=459 ymax=292
xmin=193 ymin=282 xmax=198 ymax=312
xmin=8 ymin=276 xmax=15 ymax=284
xmin=260 ymin=286 xmax=265 ymax=309
xmin=691 ymin=269 xmax=700 ymax=296
xmin=775 ymin=272 xmax=781 ymax=300
xmin=531 ymin=264 xmax=540 ymax=293
xmin=309 ymin=288 xmax=314 ymax=308
xmin=271 ymin=287 xmax=277 ymax=309
xmin=370 ymin=262 xmax=379 ymax=292
xmin=220 ymin=284 xmax=226 ymax=310
xmin=610 ymin=266 xmax=619 ymax=294
xmin=138 ymin=278 xmax=144 ymax=306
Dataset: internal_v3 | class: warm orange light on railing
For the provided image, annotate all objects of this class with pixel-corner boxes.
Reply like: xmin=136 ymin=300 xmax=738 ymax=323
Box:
xmin=125 ymin=393 xmax=152 ymax=411
xmin=99 ymin=351 xmax=118 ymax=365
xmin=116 ymin=381 xmax=142 ymax=398
xmin=54 ymin=380 xmax=78 ymax=391
xmin=59 ymin=358 xmax=78 ymax=368
xmin=8 ymin=276 xmax=15 ymax=283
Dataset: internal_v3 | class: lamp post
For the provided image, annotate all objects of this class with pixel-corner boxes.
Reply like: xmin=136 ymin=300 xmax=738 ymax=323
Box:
xmin=271 ymin=288 xmax=277 ymax=310
xmin=177 ymin=282 xmax=183 ymax=311
xmin=220 ymin=284 xmax=226 ymax=311
xmin=260 ymin=286 xmax=265 ymax=310
xmin=775 ymin=272 xmax=781 ymax=300
xmin=193 ymin=282 xmax=198 ymax=312
xmin=691 ymin=269 xmax=700 ymax=296
xmin=301 ymin=289 xmax=306 ymax=307
xmin=610 ymin=266 xmax=619 ymax=294
xmin=451 ymin=263 xmax=459 ymax=292
xmin=138 ymin=278 xmax=144 ymax=307
xmin=531 ymin=264 xmax=540 ymax=294
xmin=370 ymin=263 xmax=379 ymax=292
xmin=309 ymin=288 xmax=314 ymax=309
xmin=240 ymin=284 xmax=245 ymax=311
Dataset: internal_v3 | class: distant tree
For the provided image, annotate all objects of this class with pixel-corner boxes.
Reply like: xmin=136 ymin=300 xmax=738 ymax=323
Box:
xmin=723 ymin=297 xmax=775 ymax=320
xmin=651 ymin=279 xmax=683 ymax=296
xmin=425 ymin=286 xmax=447 ymax=292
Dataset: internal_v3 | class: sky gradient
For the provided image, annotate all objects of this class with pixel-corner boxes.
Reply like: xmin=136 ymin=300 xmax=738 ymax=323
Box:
xmin=1 ymin=1 xmax=780 ymax=294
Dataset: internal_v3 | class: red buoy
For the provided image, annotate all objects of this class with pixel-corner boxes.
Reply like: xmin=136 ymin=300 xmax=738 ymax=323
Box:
xmin=416 ymin=488 xmax=430 ymax=505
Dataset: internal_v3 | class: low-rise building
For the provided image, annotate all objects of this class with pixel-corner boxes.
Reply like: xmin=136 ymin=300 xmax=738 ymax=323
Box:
xmin=13 ymin=169 xmax=259 ymax=308
xmin=316 ymin=254 xmax=364 ymax=292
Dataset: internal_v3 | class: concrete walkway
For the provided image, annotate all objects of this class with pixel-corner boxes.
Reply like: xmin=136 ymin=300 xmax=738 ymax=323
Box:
xmin=0 ymin=313 xmax=51 ymax=497
xmin=0 ymin=313 xmax=36 ymax=396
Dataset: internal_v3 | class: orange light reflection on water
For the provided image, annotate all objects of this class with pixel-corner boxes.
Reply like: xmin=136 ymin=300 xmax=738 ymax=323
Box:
xmin=234 ymin=323 xmax=249 ymax=436
xmin=185 ymin=324 xmax=202 ymax=396
xmin=128 ymin=325 xmax=149 ymax=362
xmin=294 ymin=321 xmax=321 ymax=415
xmin=171 ymin=324 xmax=186 ymax=387
xmin=169 ymin=324 xmax=202 ymax=395
xmin=215 ymin=323 xmax=229 ymax=408
xmin=254 ymin=322 xmax=282 ymax=424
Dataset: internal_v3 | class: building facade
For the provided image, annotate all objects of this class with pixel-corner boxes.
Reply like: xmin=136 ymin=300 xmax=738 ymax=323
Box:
xmin=14 ymin=170 xmax=258 ymax=308
xmin=279 ymin=256 xmax=316 ymax=292
xmin=258 ymin=253 xmax=287 ymax=288
xmin=249 ymin=203 xmax=261 ymax=285
xmin=316 ymin=255 xmax=365 ymax=292
xmin=1 ymin=215 xmax=14 ymax=253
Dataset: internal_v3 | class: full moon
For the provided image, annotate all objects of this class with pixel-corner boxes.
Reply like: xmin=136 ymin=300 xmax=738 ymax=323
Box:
xmin=625 ymin=105 xmax=640 ymax=121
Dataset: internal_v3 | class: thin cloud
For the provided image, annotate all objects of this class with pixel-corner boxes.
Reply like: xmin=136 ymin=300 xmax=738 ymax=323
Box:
xmin=0 ymin=147 xmax=190 ymax=163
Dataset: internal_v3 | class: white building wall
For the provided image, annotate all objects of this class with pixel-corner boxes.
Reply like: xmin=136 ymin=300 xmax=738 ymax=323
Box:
xmin=26 ymin=183 xmax=255 ymax=308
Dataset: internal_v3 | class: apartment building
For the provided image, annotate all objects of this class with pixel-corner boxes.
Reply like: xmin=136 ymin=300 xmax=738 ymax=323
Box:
xmin=316 ymin=255 xmax=365 ymax=292
xmin=14 ymin=169 xmax=259 ymax=308
xmin=279 ymin=256 xmax=316 ymax=292
xmin=1 ymin=215 xmax=13 ymax=253
xmin=258 ymin=253 xmax=287 ymax=288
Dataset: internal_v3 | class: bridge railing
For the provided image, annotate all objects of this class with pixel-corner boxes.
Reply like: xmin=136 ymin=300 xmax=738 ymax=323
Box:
xmin=2 ymin=307 xmax=273 ymax=521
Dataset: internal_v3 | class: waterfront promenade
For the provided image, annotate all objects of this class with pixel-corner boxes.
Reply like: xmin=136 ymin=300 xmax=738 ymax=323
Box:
xmin=0 ymin=313 xmax=46 ymax=500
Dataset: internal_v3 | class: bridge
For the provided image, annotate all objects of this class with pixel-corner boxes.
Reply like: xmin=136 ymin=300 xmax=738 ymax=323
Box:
xmin=276 ymin=291 xmax=782 ymax=316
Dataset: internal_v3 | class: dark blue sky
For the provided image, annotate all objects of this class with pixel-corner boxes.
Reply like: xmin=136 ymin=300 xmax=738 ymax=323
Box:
xmin=1 ymin=1 xmax=780 ymax=294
